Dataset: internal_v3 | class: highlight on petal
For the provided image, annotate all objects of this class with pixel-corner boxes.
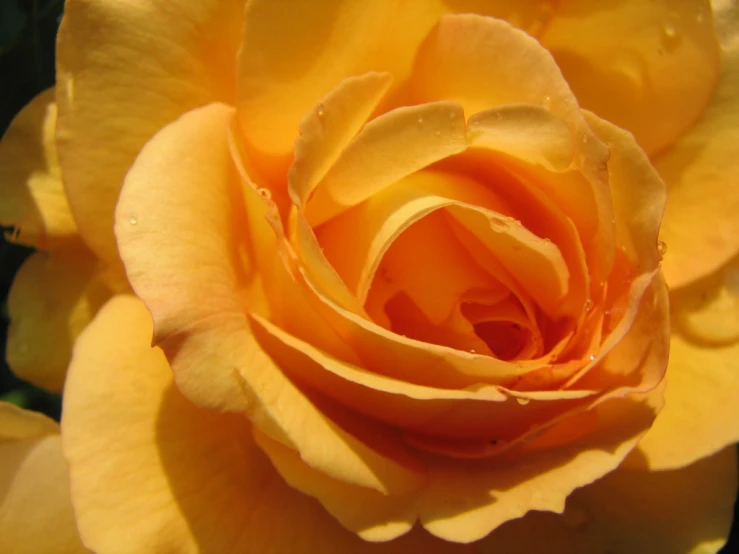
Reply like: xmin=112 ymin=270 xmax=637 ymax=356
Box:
xmin=0 ymin=403 xmax=88 ymax=554
xmin=6 ymin=250 xmax=125 ymax=392
xmin=289 ymin=72 xmax=393 ymax=206
xmin=541 ymin=0 xmax=720 ymax=156
xmin=0 ymin=88 xmax=78 ymax=250
xmin=61 ymin=295 xmax=462 ymax=554
xmin=115 ymin=103 xmax=425 ymax=497
xmin=656 ymin=7 xmax=739 ymax=287
xmin=56 ymin=0 xmax=245 ymax=266
xmin=476 ymin=446 xmax=737 ymax=554
xmin=584 ymin=112 xmax=666 ymax=272
xmin=467 ymin=104 xmax=576 ymax=171
xmin=305 ymin=101 xmax=468 ymax=226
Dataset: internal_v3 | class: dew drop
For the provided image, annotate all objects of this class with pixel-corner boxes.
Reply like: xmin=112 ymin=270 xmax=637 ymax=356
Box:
xmin=589 ymin=355 xmax=596 ymax=362
xmin=661 ymin=14 xmax=682 ymax=50
xmin=490 ymin=217 xmax=511 ymax=233
xmin=663 ymin=23 xmax=678 ymax=39
xmin=417 ymin=116 xmax=424 ymax=124
xmin=516 ymin=397 xmax=530 ymax=406
xmin=657 ymin=240 xmax=667 ymax=258
xmin=316 ymin=103 xmax=325 ymax=117
xmin=469 ymin=348 xmax=476 ymax=354
xmin=584 ymin=298 xmax=594 ymax=312
xmin=543 ymin=95 xmax=552 ymax=108
xmin=129 ymin=216 xmax=138 ymax=225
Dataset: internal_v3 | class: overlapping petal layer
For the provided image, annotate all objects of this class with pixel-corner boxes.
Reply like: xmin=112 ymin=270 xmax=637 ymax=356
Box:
xmin=0 ymin=403 xmax=88 ymax=553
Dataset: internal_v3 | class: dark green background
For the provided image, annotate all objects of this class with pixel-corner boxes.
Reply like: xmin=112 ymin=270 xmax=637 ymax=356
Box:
xmin=0 ymin=0 xmax=737 ymax=550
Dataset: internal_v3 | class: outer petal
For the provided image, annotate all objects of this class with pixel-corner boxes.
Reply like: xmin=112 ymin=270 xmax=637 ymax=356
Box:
xmin=115 ymin=103 xmax=425 ymax=496
xmin=236 ymin=0 xmax=440 ymax=156
xmin=56 ymin=0 xmax=245 ymax=265
xmin=0 ymin=89 xmax=78 ymax=250
xmin=476 ymin=447 xmax=737 ymax=554
xmin=61 ymin=295 xmax=466 ymax=554
xmin=634 ymin=260 xmax=739 ymax=470
xmin=6 ymin=250 xmax=125 ymax=392
xmin=0 ymin=403 xmax=88 ymax=554
xmin=417 ymin=394 xmax=663 ymax=543
xmin=656 ymin=1 xmax=739 ymax=287
xmin=541 ymin=0 xmax=720 ymax=157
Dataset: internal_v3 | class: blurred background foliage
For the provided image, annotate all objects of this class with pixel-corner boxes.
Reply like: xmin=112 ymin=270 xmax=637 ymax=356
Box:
xmin=1 ymin=0 xmax=63 ymax=419
xmin=0 ymin=0 xmax=737 ymax=550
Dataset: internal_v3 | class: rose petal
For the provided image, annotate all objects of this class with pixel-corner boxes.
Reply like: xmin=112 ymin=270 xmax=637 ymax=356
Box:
xmin=0 ymin=403 xmax=88 ymax=554
xmin=476 ymin=447 xmax=736 ymax=554
xmin=62 ymin=296 xmax=463 ymax=554
xmin=6 ymin=250 xmax=123 ymax=392
xmin=306 ymin=101 xmax=468 ymax=226
xmin=56 ymin=0 xmax=245 ymax=265
xmin=236 ymin=0 xmax=442 ymax=156
xmin=655 ymin=9 xmax=739 ymax=287
xmin=409 ymin=14 xmax=600 ymax=147
xmin=541 ymin=0 xmax=720 ymax=156
xmin=289 ymin=72 xmax=393 ymax=206
xmin=634 ymin=265 xmax=739 ymax=470
xmin=417 ymin=394 xmax=661 ymax=543
xmin=115 ymin=104 xmax=424 ymax=495
xmin=0 ymin=89 xmax=78 ymax=250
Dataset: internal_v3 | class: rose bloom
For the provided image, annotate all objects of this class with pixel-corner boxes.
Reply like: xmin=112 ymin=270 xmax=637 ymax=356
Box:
xmin=1 ymin=0 xmax=738 ymax=552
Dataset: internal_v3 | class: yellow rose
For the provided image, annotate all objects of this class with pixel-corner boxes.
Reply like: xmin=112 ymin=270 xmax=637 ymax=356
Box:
xmin=0 ymin=1 xmax=736 ymax=553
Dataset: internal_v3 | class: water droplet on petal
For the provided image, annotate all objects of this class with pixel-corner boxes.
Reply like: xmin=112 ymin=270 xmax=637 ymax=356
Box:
xmin=543 ymin=95 xmax=552 ymax=108
xmin=662 ymin=14 xmax=682 ymax=50
xmin=584 ymin=298 xmax=594 ymax=312
xmin=129 ymin=216 xmax=137 ymax=225
xmin=588 ymin=355 xmax=596 ymax=362
xmin=316 ymin=103 xmax=325 ymax=117
xmin=657 ymin=240 xmax=667 ymax=259
xmin=516 ymin=397 xmax=530 ymax=406
xmin=490 ymin=217 xmax=511 ymax=233
xmin=417 ymin=116 xmax=424 ymax=124
xmin=469 ymin=348 xmax=476 ymax=354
